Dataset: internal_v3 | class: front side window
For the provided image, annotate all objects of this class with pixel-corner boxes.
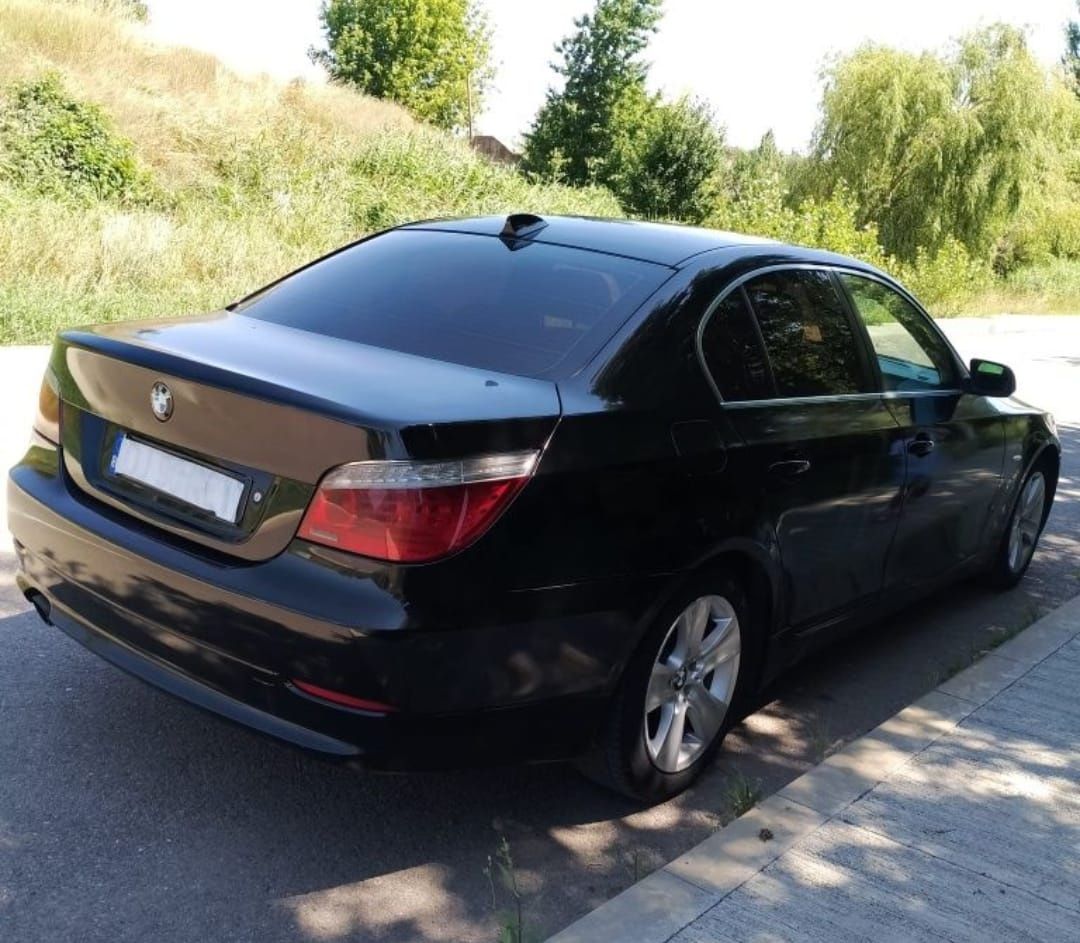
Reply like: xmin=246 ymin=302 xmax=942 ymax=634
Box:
xmin=744 ymin=270 xmax=869 ymax=398
xmin=839 ymin=274 xmax=957 ymax=392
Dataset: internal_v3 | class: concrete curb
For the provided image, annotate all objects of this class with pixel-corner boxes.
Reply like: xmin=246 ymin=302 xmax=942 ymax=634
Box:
xmin=547 ymin=594 xmax=1080 ymax=943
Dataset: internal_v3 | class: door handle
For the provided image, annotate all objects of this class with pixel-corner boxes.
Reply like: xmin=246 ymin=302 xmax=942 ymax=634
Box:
xmin=768 ymin=458 xmax=812 ymax=478
xmin=908 ymin=433 xmax=935 ymax=457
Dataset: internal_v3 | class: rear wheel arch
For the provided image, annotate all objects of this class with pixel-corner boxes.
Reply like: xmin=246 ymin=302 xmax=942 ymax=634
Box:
xmin=581 ymin=560 xmax=766 ymax=801
xmin=615 ymin=547 xmax=778 ymax=700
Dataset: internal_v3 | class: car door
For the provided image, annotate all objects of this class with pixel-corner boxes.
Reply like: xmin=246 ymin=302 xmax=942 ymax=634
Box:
xmin=700 ymin=267 xmax=907 ymax=630
xmin=837 ymin=273 xmax=1005 ymax=589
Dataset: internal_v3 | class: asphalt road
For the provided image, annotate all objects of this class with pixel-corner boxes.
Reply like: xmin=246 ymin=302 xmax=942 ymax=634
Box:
xmin=1 ymin=317 xmax=1078 ymax=943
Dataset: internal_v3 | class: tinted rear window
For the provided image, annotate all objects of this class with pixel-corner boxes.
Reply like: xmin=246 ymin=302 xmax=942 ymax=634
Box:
xmin=235 ymin=229 xmax=671 ymax=377
xmin=744 ymin=270 xmax=870 ymax=397
xmin=700 ymin=289 xmax=773 ymax=401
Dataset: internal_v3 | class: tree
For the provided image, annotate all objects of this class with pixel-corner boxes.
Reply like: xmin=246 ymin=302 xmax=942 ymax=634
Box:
xmin=811 ymin=25 xmax=1050 ymax=261
xmin=617 ymin=96 xmax=724 ymax=222
xmin=522 ymin=0 xmax=724 ymax=221
xmin=522 ymin=0 xmax=662 ymax=186
xmin=310 ymin=0 xmax=492 ymax=132
xmin=1066 ymin=2 xmax=1080 ymax=95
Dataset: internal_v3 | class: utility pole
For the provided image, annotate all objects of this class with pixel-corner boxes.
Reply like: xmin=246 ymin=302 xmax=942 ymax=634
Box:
xmin=466 ymin=70 xmax=474 ymax=140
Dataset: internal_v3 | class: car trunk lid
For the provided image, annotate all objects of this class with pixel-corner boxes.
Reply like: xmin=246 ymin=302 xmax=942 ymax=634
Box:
xmin=52 ymin=311 xmax=561 ymax=561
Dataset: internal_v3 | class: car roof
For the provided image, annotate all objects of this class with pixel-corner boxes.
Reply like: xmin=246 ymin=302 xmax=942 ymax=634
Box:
xmin=398 ymin=214 xmax=781 ymax=268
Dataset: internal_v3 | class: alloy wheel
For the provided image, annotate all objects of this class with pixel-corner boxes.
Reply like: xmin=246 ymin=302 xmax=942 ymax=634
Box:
xmin=1007 ymin=471 xmax=1046 ymax=574
xmin=644 ymin=595 xmax=741 ymax=774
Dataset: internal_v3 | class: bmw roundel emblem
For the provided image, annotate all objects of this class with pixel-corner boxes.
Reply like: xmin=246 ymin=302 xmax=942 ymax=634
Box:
xmin=150 ymin=381 xmax=174 ymax=422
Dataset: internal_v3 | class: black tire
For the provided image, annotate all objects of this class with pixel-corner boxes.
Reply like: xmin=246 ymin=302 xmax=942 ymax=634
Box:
xmin=578 ymin=568 xmax=761 ymax=804
xmin=983 ymin=463 xmax=1050 ymax=590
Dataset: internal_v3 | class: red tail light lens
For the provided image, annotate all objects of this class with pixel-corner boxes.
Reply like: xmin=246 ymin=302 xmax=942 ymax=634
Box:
xmin=297 ymin=451 xmax=539 ymax=562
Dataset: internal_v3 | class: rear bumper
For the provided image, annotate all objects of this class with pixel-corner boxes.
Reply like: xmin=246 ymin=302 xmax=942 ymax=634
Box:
xmin=7 ymin=444 xmax=657 ymax=769
xmin=36 ymin=594 xmax=360 ymax=757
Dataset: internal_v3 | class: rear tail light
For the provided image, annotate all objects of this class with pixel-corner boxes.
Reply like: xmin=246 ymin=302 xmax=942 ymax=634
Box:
xmin=297 ymin=450 xmax=540 ymax=563
xmin=34 ymin=368 xmax=60 ymax=444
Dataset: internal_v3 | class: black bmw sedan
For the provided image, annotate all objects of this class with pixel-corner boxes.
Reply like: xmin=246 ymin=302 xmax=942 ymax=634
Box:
xmin=8 ymin=214 xmax=1059 ymax=802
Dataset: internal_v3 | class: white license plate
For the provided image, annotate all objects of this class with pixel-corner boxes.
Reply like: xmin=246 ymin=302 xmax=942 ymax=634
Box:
xmin=109 ymin=435 xmax=245 ymax=523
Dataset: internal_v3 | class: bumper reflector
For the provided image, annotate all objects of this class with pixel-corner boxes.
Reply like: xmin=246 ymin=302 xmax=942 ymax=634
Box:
xmin=291 ymin=679 xmax=396 ymax=714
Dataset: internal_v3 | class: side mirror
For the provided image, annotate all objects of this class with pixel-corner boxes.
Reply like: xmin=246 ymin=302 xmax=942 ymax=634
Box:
xmin=968 ymin=359 xmax=1016 ymax=398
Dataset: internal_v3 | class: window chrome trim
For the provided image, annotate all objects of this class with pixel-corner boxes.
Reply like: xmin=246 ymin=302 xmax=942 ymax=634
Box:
xmin=695 ymin=262 xmax=969 ymax=407
xmin=718 ymin=389 xmax=963 ymax=410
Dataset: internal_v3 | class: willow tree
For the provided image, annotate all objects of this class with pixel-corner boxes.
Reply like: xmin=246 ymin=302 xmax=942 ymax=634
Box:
xmin=811 ymin=25 xmax=1050 ymax=261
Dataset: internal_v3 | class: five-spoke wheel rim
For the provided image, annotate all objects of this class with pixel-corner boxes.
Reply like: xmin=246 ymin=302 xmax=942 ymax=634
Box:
xmin=1007 ymin=471 xmax=1046 ymax=574
xmin=644 ymin=595 xmax=741 ymax=774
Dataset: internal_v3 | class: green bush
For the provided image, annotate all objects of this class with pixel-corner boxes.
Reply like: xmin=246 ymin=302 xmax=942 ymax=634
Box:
xmin=707 ymin=180 xmax=888 ymax=269
xmin=0 ymin=73 xmax=149 ymax=203
xmin=997 ymin=256 xmax=1080 ymax=300
xmin=893 ymin=238 xmax=993 ymax=313
xmin=706 ymin=175 xmax=992 ymax=314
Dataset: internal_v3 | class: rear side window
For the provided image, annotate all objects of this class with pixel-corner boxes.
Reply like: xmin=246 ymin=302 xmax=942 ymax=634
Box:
xmin=744 ymin=270 xmax=869 ymax=398
xmin=700 ymin=290 xmax=772 ymax=401
xmin=235 ymin=229 xmax=671 ymax=378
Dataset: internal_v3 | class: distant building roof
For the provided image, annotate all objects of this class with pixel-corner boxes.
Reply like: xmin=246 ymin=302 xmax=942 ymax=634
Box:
xmin=470 ymin=135 xmax=520 ymax=166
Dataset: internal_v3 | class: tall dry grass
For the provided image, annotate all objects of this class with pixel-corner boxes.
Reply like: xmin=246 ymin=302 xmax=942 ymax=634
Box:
xmin=0 ymin=0 xmax=621 ymax=343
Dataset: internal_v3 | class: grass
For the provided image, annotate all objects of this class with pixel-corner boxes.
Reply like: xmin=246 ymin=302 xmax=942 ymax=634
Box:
xmin=0 ymin=0 xmax=620 ymax=344
xmin=807 ymin=715 xmax=840 ymax=763
xmin=961 ymin=259 xmax=1080 ymax=315
xmin=723 ymin=771 xmax=762 ymax=820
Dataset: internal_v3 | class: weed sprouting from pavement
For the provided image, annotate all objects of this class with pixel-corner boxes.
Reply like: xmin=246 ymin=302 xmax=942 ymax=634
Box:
xmin=483 ymin=835 xmax=532 ymax=943
xmin=724 ymin=772 xmax=761 ymax=819
xmin=808 ymin=715 xmax=839 ymax=763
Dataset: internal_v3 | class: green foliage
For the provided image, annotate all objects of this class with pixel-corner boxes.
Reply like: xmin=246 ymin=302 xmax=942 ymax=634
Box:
xmin=482 ymin=836 xmax=536 ymax=943
xmin=310 ymin=0 xmax=492 ymax=131
xmin=812 ymin=26 xmax=1054 ymax=262
xmin=523 ymin=1 xmax=723 ymax=221
xmin=707 ymin=162 xmax=990 ymax=313
xmin=709 ymin=166 xmax=888 ymax=269
xmin=1000 ymin=257 xmax=1080 ymax=311
xmin=0 ymin=73 xmax=148 ymax=202
xmin=615 ymin=95 xmax=724 ymax=222
xmin=0 ymin=73 xmax=618 ymax=345
xmin=522 ymin=0 xmax=662 ymax=186
xmin=894 ymin=238 xmax=993 ymax=314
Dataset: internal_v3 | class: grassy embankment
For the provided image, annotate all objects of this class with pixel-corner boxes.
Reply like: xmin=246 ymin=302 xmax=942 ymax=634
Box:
xmin=0 ymin=0 xmax=1076 ymax=346
xmin=0 ymin=0 xmax=619 ymax=344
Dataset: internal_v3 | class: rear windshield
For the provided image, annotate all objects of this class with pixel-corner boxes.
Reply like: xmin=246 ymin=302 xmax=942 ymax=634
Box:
xmin=235 ymin=229 xmax=672 ymax=378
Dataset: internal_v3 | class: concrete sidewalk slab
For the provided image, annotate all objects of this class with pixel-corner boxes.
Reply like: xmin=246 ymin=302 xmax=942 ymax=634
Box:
xmin=547 ymin=595 xmax=1080 ymax=943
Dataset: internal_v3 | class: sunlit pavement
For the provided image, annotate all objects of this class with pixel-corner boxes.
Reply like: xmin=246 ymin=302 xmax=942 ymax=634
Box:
xmin=555 ymin=596 xmax=1080 ymax=943
xmin=1 ymin=316 xmax=1078 ymax=943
